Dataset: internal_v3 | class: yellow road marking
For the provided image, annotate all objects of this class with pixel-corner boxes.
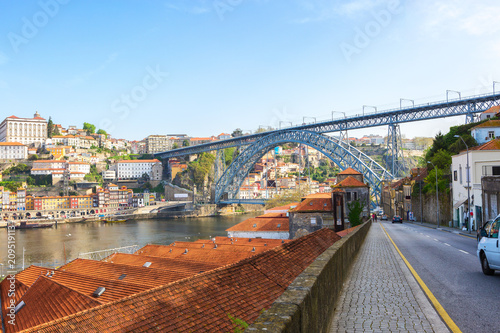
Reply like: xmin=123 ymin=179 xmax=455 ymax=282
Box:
xmin=380 ymin=223 xmax=462 ymax=333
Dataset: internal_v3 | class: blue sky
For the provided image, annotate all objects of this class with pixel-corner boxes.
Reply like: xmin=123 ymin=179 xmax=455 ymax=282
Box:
xmin=0 ymin=0 xmax=499 ymax=141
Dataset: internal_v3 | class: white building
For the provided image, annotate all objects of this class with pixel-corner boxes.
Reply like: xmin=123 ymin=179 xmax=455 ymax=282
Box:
xmin=116 ymin=159 xmax=163 ymax=180
xmin=471 ymin=120 xmax=500 ymax=145
xmin=0 ymin=112 xmax=47 ymax=147
xmin=31 ymin=160 xmax=90 ymax=177
xmin=479 ymin=106 xmax=499 ymax=121
xmin=102 ymin=170 xmax=116 ymax=180
xmin=0 ymin=142 xmax=28 ymax=160
xmin=451 ymin=138 xmax=500 ymax=231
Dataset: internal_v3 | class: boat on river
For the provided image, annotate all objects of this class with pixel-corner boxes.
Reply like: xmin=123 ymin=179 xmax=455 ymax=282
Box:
xmin=103 ymin=219 xmax=127 ymax=223
xmin=15 ymin=221 xmax=55 ymax=229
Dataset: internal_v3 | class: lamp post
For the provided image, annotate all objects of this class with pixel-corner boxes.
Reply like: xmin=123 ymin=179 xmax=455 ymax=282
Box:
xmin=302 ymin=116 xmax=316 ymax=124
xmin=427 ymin=161 xmax=439 ymax=227
xmin=362 ymin=105 xmax=377 ymax=116
xmin=454 ymin=135 xmax=471 ymax=233
xmin=279 ymin=121 xmax=292 ymax=129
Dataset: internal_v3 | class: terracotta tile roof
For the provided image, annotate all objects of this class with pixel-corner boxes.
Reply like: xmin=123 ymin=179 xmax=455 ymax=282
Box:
xmin=481 ymin=105 xmax=500 ymax=114
xmin=135 ymin=245 xmax=254 ymax=265
xmin=22 ymin=228 xmax=341 ymax=333
xmin=471 ymin=138 xmax=500 ymax=150
xmin=337 ymin=225 xmax=361 ymax=237
xmin=226 ymin=217 xmax=289 ymax=232
xmin=1 ymin=276 xmax=29 ymax=327
xmin=0 ymin=142 xmax=25 ymax=146
xmin=6 ymin=276 xmax=101 ymax=333
xmin=12 ymin=265 xmax=151 ymax=304
xmin=196 ymin=237 xmax=290 ymax=246
xmin=338 ymin=167 xmax=362 ymax=175
xmin=289 ymin=197 xmax=332 ymax=212
xmin=168 ymin=241 xmax=271 ymax=253
xmin=59 ymin=258 xmax=190 ymax=287
xmin=103 ymin=253 xmax=222 ymax=274
xmin=256 ymin=212 xmax=288 ymax=218
xmin=302 ymin=192 xmax=331 ymax=199
xmin=265 ymin=202 xmax=299 ymax=212
xmin=471 ymin=119 xmax=500 ymax=129
xmin=335 ymin=176 xmax=368 ymax=188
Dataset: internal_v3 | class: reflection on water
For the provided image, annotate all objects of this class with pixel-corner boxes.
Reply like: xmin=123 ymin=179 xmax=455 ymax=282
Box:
xmin=0 ymin=213 xmax=260 ymax=273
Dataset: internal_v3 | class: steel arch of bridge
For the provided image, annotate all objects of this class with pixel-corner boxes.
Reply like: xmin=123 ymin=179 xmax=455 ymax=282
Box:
xmin=214 ymin=130 xmax=393 ymax=205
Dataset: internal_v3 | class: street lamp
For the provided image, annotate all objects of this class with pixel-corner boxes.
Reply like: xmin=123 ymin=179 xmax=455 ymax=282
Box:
xmin=446 ymin=90 xmax=461 ymax=102
xmin=279 ymin=121 xmax=292 ymax=129
xmin=427 ymin=161 xmax=439 ymax=227
xmin=400 ymin=98 xmax=415 ymax=109
xmin=362 ymin=105 xmax=377 ymax=116
xmin=303 ymin=116 xmax=316 ymax=124
xmin=494 ymin=81 xmax=500 ymax=95
xmin=454 ymin=135 xmax=471 ymax=233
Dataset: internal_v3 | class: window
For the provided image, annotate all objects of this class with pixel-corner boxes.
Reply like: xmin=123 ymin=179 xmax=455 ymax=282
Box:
xmin=310 ymin=217 xmax=317 ymax=225
xmin=488 ymin=131 xmax=495 ymax=139
xmin=453 ymin=170 xmax=457 ymax=181
xmin=489 ymin=221 xmax=499 ymax=239
xmin=493 ymin=166 xmax=500 ymax=176
xmin=459 ymin=166 xmax=462 ymax=184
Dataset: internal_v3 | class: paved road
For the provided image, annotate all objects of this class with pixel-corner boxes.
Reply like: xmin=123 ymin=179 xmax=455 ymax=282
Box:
xmin=383 ymin=221 xmax=500 ymax=333
xmin=329 ymin=223 xmax=448 ymax=332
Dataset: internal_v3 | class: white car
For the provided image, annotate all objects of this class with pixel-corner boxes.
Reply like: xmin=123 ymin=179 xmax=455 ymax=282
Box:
xmin=477 ymin=215 xmax=500 ymax=275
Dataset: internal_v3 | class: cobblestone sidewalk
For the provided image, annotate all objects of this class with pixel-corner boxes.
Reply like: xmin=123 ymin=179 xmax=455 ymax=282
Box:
xmin=329 ymin=223 xmax=450 ymax=333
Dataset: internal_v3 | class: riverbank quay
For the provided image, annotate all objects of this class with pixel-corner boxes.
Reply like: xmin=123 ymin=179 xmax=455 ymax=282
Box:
xmin=0 ymin=202 xmax=265 ymax=227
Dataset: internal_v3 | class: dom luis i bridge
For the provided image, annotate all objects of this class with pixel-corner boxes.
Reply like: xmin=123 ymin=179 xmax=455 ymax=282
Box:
xmin=155 ymin=90 xmax=500 ymax=206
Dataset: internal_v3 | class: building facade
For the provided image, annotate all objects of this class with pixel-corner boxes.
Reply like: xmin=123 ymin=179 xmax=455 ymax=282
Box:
xmin=146 ymin=135 xmax=171 ymax=154
xmin=0 ymin=112 xmax=48 ymax=147
xmin=116 ymin=159 xmax=162 ymax=180
xmin=0 ymin=142 xmax=28 ymax=160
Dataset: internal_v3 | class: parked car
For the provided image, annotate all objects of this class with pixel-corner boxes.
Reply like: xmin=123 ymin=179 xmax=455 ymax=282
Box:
xmin=392 ymin=215 xmax=403 ymax=223
xmin=477 ymin=215 xmax=500 ymax=275
xmin=477 ymin=220 xmax=493 ymax=243
xmin=381 ymin=214 xmax=388 ymax=221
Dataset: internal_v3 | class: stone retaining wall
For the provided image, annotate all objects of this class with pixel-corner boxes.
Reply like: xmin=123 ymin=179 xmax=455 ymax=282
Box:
xmin=247 ymin=221 xmax=371 ymax=332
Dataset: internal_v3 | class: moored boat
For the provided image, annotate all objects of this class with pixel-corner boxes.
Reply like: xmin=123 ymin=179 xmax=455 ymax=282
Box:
xmin=15 ymin=221 xmax=55 ymax=229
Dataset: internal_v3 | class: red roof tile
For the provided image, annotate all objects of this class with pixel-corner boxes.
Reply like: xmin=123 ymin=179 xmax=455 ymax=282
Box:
xmin=289 ymin=197 xmax=332 ymax=212
xmin=471 ymin=119 xmax=500 ymax=129
xmin=23 ymin=228 xmax=341 ymax=333
xmin=59 ymin=258 xmax=190 ymax=287
xmin=6 ymin=276 xmax=101 ymax=333
xmin=103 ymin=253 xmax=222 ymax=274
xmin=471 ymin=138 xmax=500 ymax=150
xmin=226 ymin=217 xmax=289 ymax=232
xmin=135 ymin=245 xmax=254 ymax=265
xmin=335 ymin=176 xmax=368 ymax=188
xmin=338 ymin=167 xmax=361 ymax=175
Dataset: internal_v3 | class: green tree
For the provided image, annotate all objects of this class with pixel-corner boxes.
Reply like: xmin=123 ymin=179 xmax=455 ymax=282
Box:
xmin=47 ymin=117 xmax=54 ymax=138
xmin=97 ymin=129 xmax=107 ymax=138
xmin=182 ymin=139 xmax=190 ymax=147
xmin=231 ymin=128 xmax=243 ymax=137
xmin=347 ymin=200 xmax=365 ymax=227
xmin=172 ymin=143 xmax=179 ymax=149
xmin=83 ymin=122 xmax=96 ymax=135
xmin=429 ymin=149 xmax=452 ymax=170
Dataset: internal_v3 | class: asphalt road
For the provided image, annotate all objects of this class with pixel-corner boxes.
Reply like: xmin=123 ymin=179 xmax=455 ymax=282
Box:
xmin=382 ymin=221 xmax=500 ymax=333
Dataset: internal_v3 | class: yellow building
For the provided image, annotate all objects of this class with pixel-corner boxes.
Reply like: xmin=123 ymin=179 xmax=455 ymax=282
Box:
xmin=26 ymin=195 xmax=34 ymax=210
xmin=47 ymin=146 xmax=72 ymax=159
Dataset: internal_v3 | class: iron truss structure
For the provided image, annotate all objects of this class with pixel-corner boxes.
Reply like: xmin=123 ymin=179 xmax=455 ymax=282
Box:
xmin=155 ymin=92 xmax=500 ymax=160
xmin=214 ymin=130 xmax=393 ymax=205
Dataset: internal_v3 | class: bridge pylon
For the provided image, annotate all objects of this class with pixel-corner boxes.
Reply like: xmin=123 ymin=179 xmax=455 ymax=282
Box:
xmin=386 ymin=123 xmax=407 ymax=178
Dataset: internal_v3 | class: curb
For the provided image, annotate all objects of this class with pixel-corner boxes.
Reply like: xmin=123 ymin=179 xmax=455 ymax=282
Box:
xmin=403 ymin=221 xmax=476 ymax=239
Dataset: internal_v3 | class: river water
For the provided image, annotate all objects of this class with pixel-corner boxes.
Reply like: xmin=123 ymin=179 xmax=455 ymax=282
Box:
xmin=0 ymin=213 xmax=259 ymax=274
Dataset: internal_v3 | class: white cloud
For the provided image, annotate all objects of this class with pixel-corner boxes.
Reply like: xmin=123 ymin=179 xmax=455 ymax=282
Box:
xmin=421 ymin=0 xmax=500 ymax=36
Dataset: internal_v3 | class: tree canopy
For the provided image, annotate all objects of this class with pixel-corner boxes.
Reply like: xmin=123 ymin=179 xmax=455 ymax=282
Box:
xmin=83 ymin=122 xmax=96 ymax=135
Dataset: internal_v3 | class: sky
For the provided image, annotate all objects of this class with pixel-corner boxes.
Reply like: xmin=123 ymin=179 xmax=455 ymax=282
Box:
xmin=0 ymin=0 xmax=499 ymax=141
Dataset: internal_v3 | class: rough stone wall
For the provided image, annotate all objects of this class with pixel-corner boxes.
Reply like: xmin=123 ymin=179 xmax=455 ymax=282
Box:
xmin=411 ymin=190 xmax=452 ymax=226
xmin=247 ymin=221 xmax=371 ymax=333
xmin=289 ymin=212 xmax=325 ymax=239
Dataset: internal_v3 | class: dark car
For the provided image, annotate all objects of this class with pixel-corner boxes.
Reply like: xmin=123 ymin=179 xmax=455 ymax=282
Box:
xmin=392 ymin=215 xmax=403 ymax=223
